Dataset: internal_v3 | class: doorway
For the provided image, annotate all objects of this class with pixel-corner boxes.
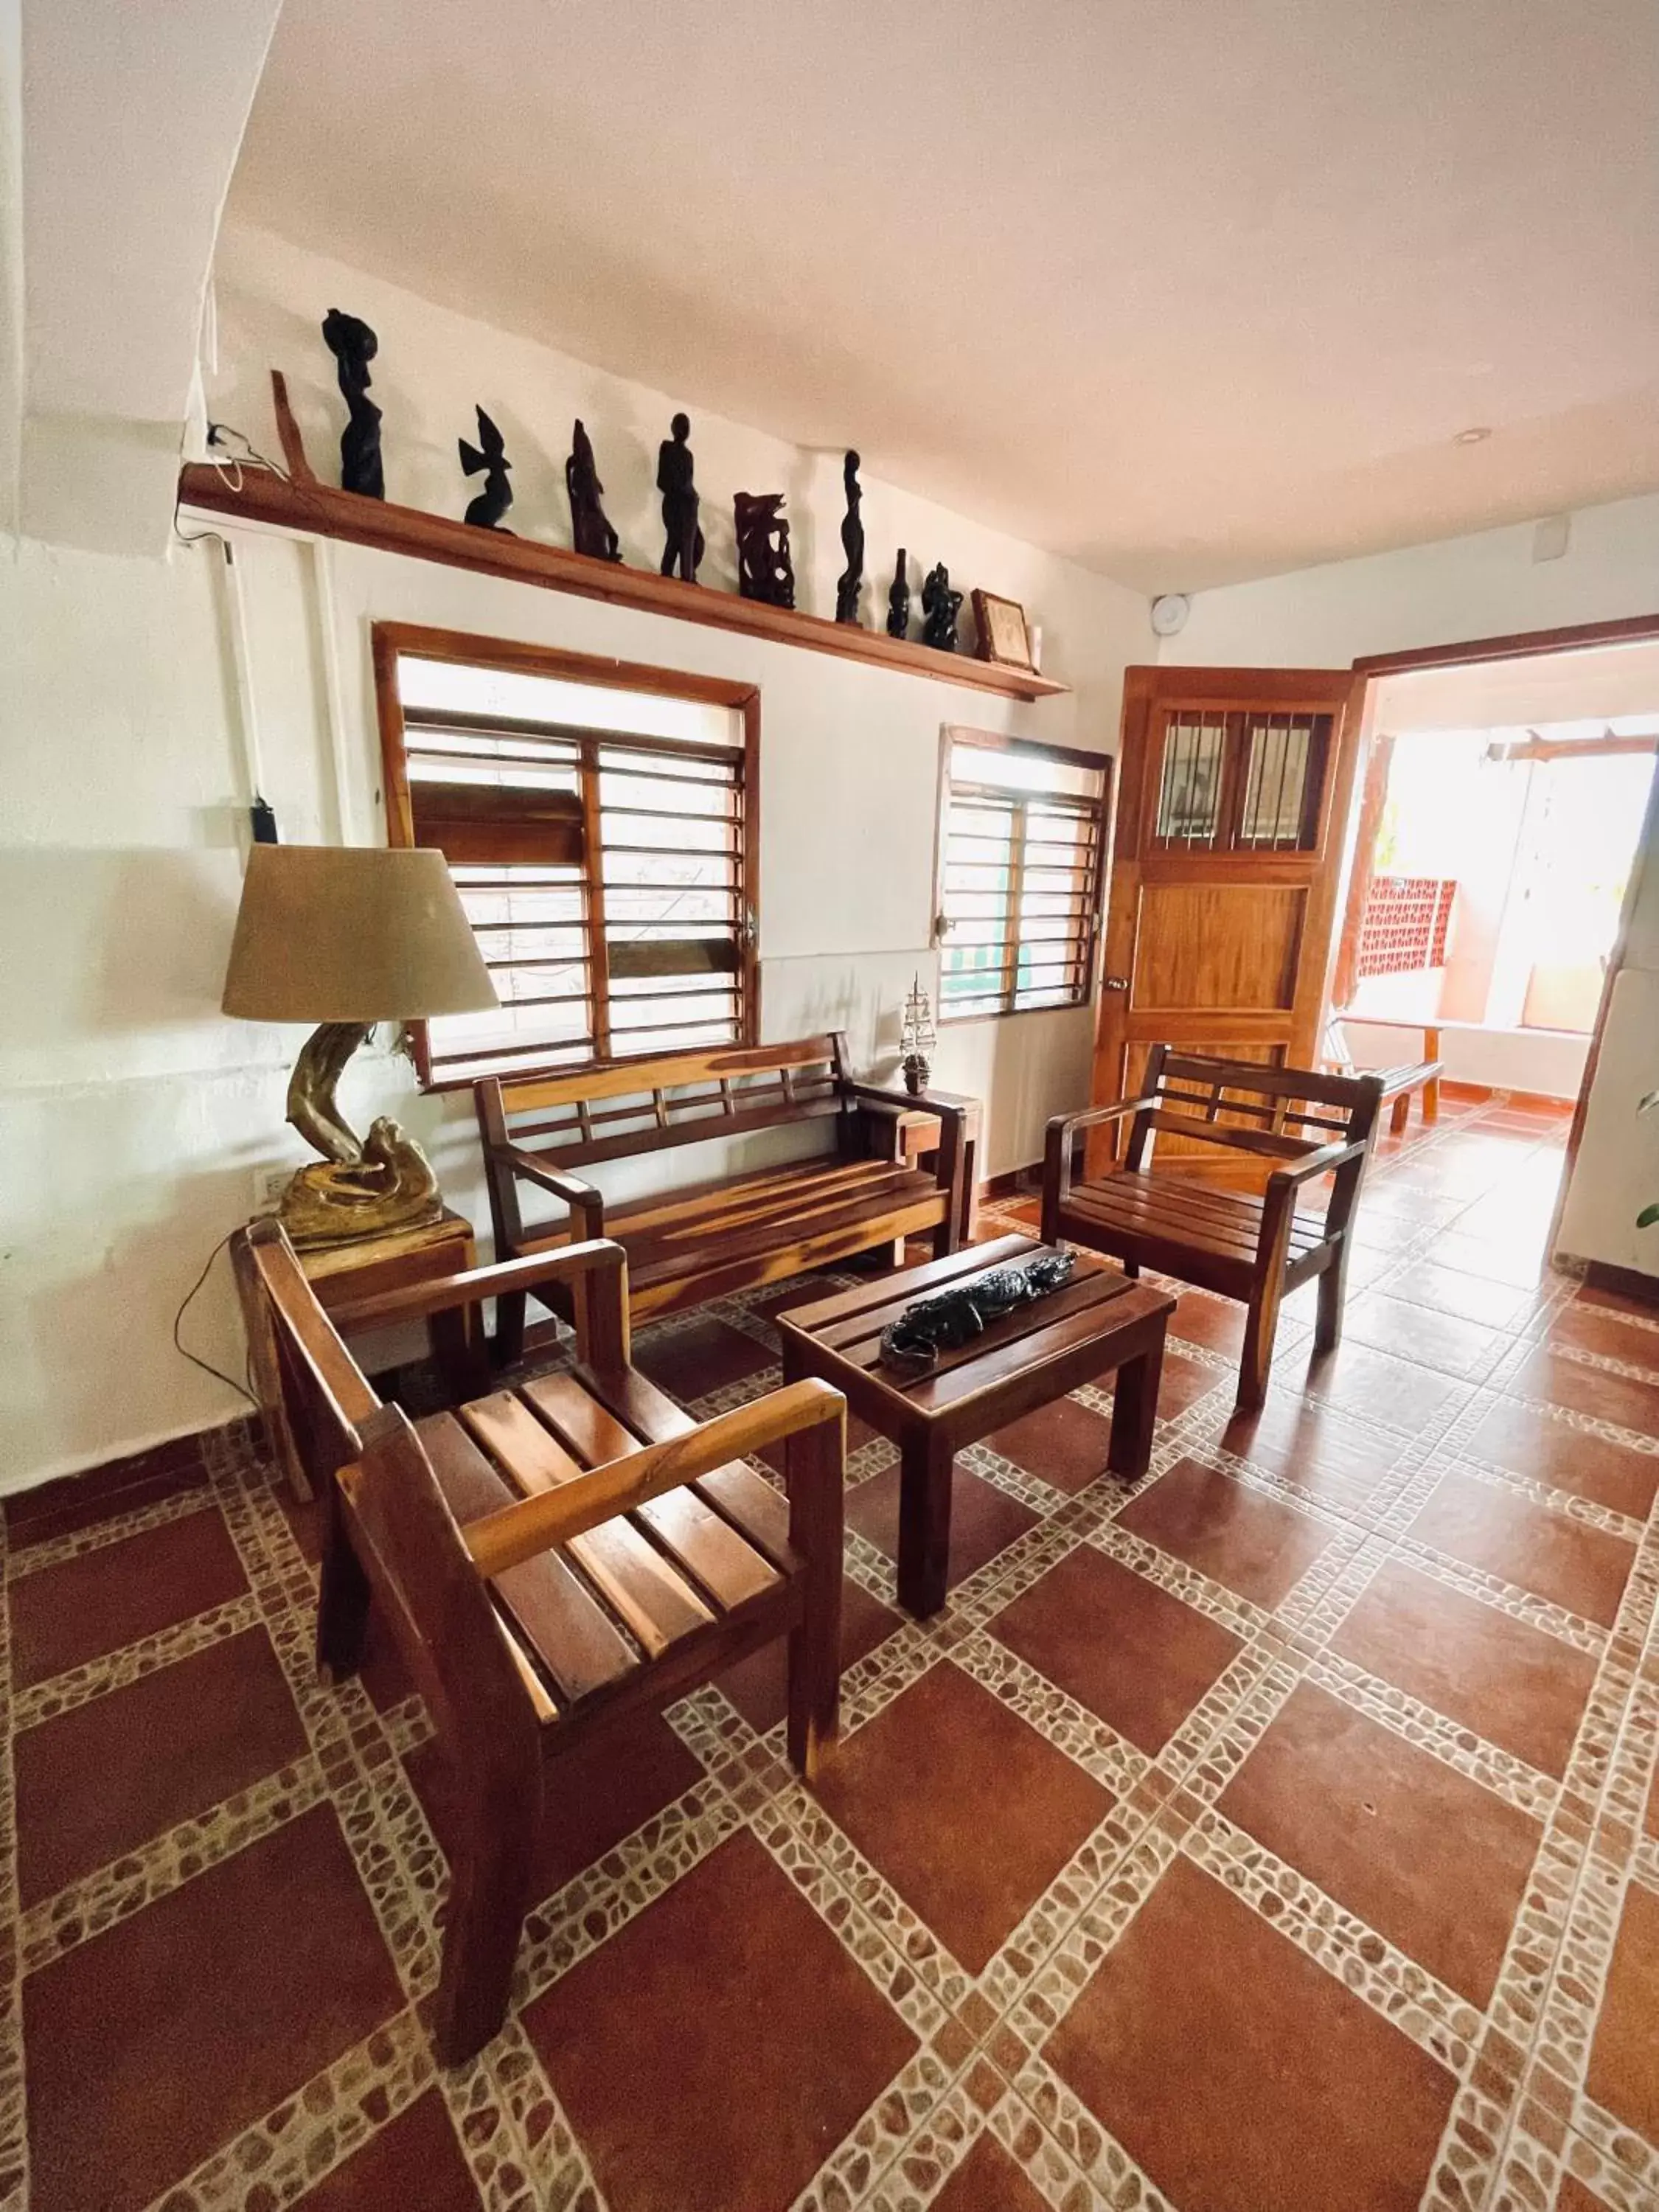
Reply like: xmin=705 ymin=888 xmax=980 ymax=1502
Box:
xmin=1330 ymin=639 xmax=1659 ymax=1103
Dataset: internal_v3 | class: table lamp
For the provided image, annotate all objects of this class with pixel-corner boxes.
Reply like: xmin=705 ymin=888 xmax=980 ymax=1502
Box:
xmin=222 ymin=844 xmax=498 ymax=1247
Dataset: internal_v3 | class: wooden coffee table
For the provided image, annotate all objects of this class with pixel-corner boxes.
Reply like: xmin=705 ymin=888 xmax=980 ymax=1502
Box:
xmin=776 ymin=1236 xmax=1175 ymax=1617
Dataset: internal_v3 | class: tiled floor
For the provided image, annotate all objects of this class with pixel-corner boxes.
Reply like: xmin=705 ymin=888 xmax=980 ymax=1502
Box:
xmin=7 ymin=1091 xmax=1659 ymax=2211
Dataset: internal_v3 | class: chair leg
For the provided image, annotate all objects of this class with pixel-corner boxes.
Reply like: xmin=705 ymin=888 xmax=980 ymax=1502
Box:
xmin=493 ymin=1290 xmax=526 ymax=1368
xmin=316 ymin=1484 xmax=372 ymax=1683
xmin=1315 ymin=1241 xmax=1352 ymax=1356
xmin=1391 ymin=1091 xmax=1411 ymax=1136
xmin=1237 ymin=1278 xmax=1283 ymax=1411
xmin=1424 ymin=1074 xmax=1440 ymax=1125
xmin=433 ymin=1764 xmax=543 ymax=2067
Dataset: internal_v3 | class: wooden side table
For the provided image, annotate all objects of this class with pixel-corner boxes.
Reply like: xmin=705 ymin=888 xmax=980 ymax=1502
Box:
xmin=778 ymin=1235 xmax=1173 ymax=1617
xmin=234 ymin=1208 xmax=478 ymax=1499
xmin=884 ymin=1089 xmax=981 ymax=1248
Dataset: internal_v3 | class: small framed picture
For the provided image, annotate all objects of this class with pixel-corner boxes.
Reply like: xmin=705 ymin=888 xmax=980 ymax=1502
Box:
xmin=972 ymin=590 xmax=1034 ymax=669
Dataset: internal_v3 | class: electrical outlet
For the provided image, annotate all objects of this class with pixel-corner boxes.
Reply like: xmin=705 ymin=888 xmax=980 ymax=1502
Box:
xmin=252 ymin=1166 xmax=294 ymax=1211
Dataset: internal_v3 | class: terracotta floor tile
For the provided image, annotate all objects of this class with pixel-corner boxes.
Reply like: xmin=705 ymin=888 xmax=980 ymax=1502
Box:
xmin=931 ymin=2132 xmax=1051 ymax=2212
xmin=1220 ymin=1395 xmax=1401 ymax=1514
xmin=24 ymin=1804 xmax=402 ymax=2212
xmin=1432 ymin=1230 xmax=1552 ymax=1290
xmin=1331 ymin=1559 xmax=1597 ymax=1778
xmin=15 ymin=1626 xmax=307 ymax=1906
xmin=987 ymin=1395 xmax=1118 ymax=1493
xmin=1156 ymin=1346 xmax=1225 ymax=1418
xmin=988 ymin=1543 xmax=1242 ymax=1756
xmin=10 ymin=1506 xmax=249 ymax=1688
xmin=812 ymin=1660 xmax=1111 ymax=1973
xmin=1168 ymin=1293 xmax=1248 ymax=1357
xmin=1405 ymin=1470 xmax=1635 ymax=1629
xmin=408 ymin=1704 xmax=703 ymax=1905
xmin=6 ymin=1450 xmax=212 ymax=1554
xmin=753 ymin=1274 xmax=848 ymax=1325
xmin=1343 ymin=1292 xmax=1505 ymax=1379
xmin=846 ymin=1461 xmax=1038 ymax=1593
xmin=288 ymin=2088 xmax=479 ymax=2211
xmin=1301 ymin=1340 xmax=1465 ymax=1430
xmin=717 ymin=1573 xmax=902 ymax=1733
xmin=633 ymin=1317 xmax=776 ymax=1400
xmin=1116 ymin=1458 xmax=1336 ymax=1610
xmin=524 ymin=1827 xmax=917 ymax=2212
xmin=1383 ymin=1265 xmax=1536 ymax=1334
xmin=1508 ymin=1346 xmax=1659 ymax=1438
xmin=1217 ymin=1680 xmax=1541 ymax=2005
xmin=1585 ymin=1877 xmax=1659 ymax=2146
xmin=1463 ymin=1397 xmax=1659 ymax=1521
xmin=1046 ymin=1854 xmax=1455 ymax=2212
xmin=1547 ymin=1300 xmax=1659 ymax=1368
xmin=1554 ymin=2174 xmax=1611 ymax=2212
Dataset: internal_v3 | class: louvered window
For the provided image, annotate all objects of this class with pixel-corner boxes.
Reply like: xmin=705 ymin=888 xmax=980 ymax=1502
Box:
xmin=935 ymin=729 xmax=1110 ymax=1020
xmin=374 ymin=632 xmax=757 ymax=1085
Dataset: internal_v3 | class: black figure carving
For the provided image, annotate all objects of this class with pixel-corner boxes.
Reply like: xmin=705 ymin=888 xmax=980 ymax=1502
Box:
xmin=879 ymin=1251 xmax=1077 ymax=1373
xmin=922 ymin=562 xmax=963 ymax=652
xmin=733 ymin=492 xmax=796 ymax=608
xmin=835 ymin=449 xmax=864 ymax=625
xmin=886 ymin=547 xmax=911 ymax=639
xmin=459 ymin=408 xmax=513 ymax=529
xmin=320 ymin=308 xmax=384 ymax=498
xmin=658 ymin=412 xmax=703 ymax=582
xmin=566 ymin=419 xmax=621 ymax=561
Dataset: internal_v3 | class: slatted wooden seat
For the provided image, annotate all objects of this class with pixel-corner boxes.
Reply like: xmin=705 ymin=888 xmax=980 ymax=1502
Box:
xmin=237 ymin=1215 xmax=846 ymax=2065
xmin=1326 ymin=1013 xmax=1443 ymax=1136
xmin=476 ymin=1034 xmax=966 ymax=1356
xmin=1042 ymin=1047 xmax=1385 ymax=1409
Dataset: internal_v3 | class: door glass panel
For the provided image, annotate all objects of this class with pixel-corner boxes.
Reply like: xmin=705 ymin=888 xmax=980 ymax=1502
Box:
xmin=1153 ymin=714 xmax=1228 ymax=845
xmin=1237 ymin=714 xmax=1329 ymax=849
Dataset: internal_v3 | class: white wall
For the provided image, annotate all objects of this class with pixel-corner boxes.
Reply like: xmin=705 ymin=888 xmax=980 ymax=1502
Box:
xmin=1161 ymin=494 xmax=1659 ymax=1270
xmin=0 ymin=226 xmax=1147 ymax=1491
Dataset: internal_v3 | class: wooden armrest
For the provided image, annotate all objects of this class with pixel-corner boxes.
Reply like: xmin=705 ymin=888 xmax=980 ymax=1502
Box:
xmin=1267 ymin=1137 xmax=1369 ymax=1189
xmin=328 ymin=1239 xmax=628 ymax=1335
xmin=490 ymin=1144 xmax=604 ymax=1217
xmin=465 ymin=1377 xmax=846 ymax=1578
xmin=1046 ymin=1096 xmax=1158 ymax=1147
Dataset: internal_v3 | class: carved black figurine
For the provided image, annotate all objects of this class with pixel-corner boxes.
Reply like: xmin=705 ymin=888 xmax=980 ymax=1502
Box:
xmin=835 ymin=449 xmax=864 ymax=625
xmin=320 ymin=308 xmax=383 ymax=499
xmin=879 ymin=1251 xmax=1077 ymax=1373
xmin=566 ymin=418 xmax=621 ymax=561
xmin=459 ymin=408 xmax=513 ymax=529
xmin=886 ymin=547 xmax=911 ymax=639
xmin=922 ymin=562 xmax=962 ymax=652
xmin=733 ymin=491 xmax=796 ymax=608
xmin=658 ymin=413 xmax=703 ymax=582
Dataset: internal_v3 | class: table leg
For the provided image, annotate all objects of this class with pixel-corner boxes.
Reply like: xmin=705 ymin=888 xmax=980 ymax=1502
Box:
xmin=897 ymin=1427 xmax=954 ymax=1618
xmin=1107 ymin=1330 xmax=1165 ymax=1479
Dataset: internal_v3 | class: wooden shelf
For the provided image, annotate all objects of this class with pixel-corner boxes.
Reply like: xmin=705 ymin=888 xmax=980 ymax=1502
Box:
xmin=177 ymin=458 xmax=1070 ymax=703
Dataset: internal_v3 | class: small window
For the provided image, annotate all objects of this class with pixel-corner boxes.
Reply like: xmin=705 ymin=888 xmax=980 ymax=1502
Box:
xmin=374 ymin=628 xmax=759 ymax=1085
xmin=1150 ymin=708 xmax=1330 ymax=852
xmin=934 ymin=728 xmax=1111 ymax=1020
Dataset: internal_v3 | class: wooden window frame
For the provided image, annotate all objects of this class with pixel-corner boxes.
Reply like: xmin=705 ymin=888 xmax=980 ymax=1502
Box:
xmin=1148 ymin=708 xmax=1331 ymax=855
xmin=372 ymin=622 xmax=761 ymax=1089
xmin=931 ymin=724 xmax=1113 ymax=1025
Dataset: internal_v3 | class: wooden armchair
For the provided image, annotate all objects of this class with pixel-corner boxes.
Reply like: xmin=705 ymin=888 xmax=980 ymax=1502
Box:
xmin=235 ymin=1216 xmax=846 ymax=2065
xmin=1042 ymin=1048 xmax=1385 ymax=1409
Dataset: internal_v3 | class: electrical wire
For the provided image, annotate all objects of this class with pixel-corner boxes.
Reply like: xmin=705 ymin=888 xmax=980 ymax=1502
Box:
xmin=173 ymin=1229 xmax=259 ymax=1407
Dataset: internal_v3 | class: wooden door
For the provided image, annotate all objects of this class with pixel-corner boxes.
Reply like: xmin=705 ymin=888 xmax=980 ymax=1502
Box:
xmin=1091 ymin=664 xmax=1363 ymax=1170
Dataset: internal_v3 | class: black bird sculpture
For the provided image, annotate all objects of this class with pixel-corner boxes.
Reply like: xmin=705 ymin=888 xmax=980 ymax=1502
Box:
xmin=459 ymin=408 xmax=513 ymax=530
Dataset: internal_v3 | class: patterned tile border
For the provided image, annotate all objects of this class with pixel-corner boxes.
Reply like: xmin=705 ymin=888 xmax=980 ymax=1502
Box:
xmin=0 ymin=1516 xmax=26 ymax=2212
xmin=12 ymin=1591 xmax=263 ymax=1732
xmin=4 ymin=1481 xmax=216 ymax=1581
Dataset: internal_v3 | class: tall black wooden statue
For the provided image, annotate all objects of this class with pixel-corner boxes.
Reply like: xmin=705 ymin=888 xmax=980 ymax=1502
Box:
xmin=658 ymin=413 xmax=703 ymax=582
xmin=886 ymin=547 xmax=911 ymax=640
xmin=320 ymin=308 xmax=384 ymax=499
xmin=835 ymin=449 xmax=865 ymax=625
xmin=734 ymin=492 xmax=796 ymax=608
xmin=566 ymin=418 xmax=621 ymax=561
xmin=922 ymin=562 xmax=962 ymax=652
xmin=459 ymin=408 xmax=513 ymax=529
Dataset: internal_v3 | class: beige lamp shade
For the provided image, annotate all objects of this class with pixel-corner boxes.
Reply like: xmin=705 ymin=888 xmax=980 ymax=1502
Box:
xmin=221 ymin=844 xmax=498 ymax=1023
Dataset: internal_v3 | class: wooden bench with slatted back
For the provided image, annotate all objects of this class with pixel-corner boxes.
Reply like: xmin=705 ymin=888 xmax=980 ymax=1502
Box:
xmin=235 ymin=1214 xmax=846 ymax=2065
xmin=476 ymin=1032 xmax=966 ymax=1355
xmin=1042 ymin=1046 xmax=1385 ymax=1409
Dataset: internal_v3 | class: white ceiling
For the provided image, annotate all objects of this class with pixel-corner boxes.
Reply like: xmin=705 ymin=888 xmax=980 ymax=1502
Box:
xmin=226 ymin=0 xmax=1659 ymax=593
